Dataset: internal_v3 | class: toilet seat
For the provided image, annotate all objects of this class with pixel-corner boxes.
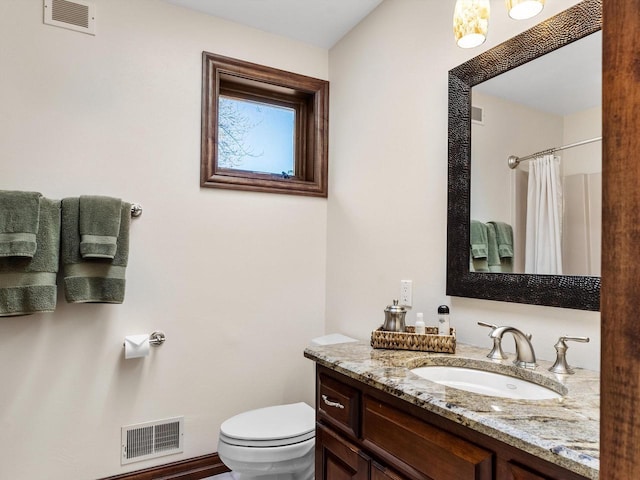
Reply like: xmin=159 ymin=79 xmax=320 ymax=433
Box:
xmin=220 ymin=402 xmax=315 ymax=448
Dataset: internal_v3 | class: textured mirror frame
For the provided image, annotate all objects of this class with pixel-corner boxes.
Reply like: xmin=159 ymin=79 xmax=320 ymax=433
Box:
xmin=447 ymin=0 xmax=601 ymax=311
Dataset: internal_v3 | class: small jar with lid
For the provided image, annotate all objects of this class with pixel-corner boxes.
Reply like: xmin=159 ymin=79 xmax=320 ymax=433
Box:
xmin=383 ymin=300 xmax=407 ymax=332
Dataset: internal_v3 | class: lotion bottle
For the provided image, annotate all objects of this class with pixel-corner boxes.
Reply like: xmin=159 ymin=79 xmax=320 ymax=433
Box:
xmin=415 ymin=312 xmax=425 ymax=335
xmin=438 ymin=305 xmax=450 ymax=335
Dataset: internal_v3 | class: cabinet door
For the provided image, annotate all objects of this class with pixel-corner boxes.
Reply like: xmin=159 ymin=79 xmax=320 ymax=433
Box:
xmin=316 ymin=423 xmax=370 ymax=480
xmin=363 ymin=396 xmax=493 ymax=480
xmin=504 ymin=461 xmax=552 ymax=480
xmin=371 ymin=462 xmax=411 ymax=480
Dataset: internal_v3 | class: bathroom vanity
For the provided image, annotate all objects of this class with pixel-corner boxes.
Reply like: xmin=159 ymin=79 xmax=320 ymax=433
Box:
xmin=304 ymin=342 xmax=599 ymax=480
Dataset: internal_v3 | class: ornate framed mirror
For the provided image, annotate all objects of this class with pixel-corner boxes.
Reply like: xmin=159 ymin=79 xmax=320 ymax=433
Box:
xmin=447 ymin=0 xmax=601 ymax=311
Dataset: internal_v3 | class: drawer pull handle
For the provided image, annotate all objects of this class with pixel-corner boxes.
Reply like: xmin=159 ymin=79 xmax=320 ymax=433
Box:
xmin=322 ymin=394 xmax=345 ymax=409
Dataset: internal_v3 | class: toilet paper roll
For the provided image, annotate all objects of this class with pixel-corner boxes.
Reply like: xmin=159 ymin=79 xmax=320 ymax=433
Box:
xmin=124 ymin=334 xmax=150 ymax=359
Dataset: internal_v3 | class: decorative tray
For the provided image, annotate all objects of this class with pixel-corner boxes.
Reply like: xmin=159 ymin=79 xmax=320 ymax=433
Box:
xmin=371 ymin=326 xmax=456 ymax=353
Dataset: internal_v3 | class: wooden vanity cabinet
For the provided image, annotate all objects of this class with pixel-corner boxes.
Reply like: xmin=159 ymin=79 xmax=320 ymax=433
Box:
xmin=315 ymin=365 xmax=589 ymax=480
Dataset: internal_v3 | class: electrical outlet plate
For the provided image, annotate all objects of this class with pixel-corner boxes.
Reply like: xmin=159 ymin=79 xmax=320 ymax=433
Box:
xmin=400 ymin=280 xmax=412 ymax=307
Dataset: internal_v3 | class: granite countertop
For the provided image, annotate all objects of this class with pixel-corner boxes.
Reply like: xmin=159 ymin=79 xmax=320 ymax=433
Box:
xmin=304 ymin=341 xmax=599 ymax=480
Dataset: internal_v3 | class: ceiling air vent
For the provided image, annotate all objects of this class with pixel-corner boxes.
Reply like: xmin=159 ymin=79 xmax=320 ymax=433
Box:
xmin=121 ymin=417 xmax=184 ymax=465
xmin=44 ymin=0 xmax=96 ymax=35
xmin=471 ymin=105 xmax=484 ymax=125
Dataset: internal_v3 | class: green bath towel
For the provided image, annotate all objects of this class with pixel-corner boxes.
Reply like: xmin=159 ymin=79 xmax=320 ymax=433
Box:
xmin=79 ymin=195 xmax=122 ymax=259
xmin=0 ymin=190 xmax=42 ymax=258
xmin=62 ymin=197 xmax=131 ymax=304
xmin=488 ymin=221 xmax=514 ymax=258
xmin=0 ymin=197 xmax=60 ymax=316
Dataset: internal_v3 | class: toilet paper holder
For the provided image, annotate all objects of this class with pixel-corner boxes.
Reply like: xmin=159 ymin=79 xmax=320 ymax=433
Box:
xmin=148 ymin=331 xmax=166 ymax=346
xmin=122 ymin=331 xmax=166 ymax=348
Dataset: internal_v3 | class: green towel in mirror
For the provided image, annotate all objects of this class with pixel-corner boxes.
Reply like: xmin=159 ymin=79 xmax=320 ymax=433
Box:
xmin=488 ymin=221 xmax=514 ymax=258
xmin=486 ymin=222 xmax=502 ymax=273
xmin=488 ymin=221 xmax=514 ymax=273
xmin=470 ymin=220 xmax=489 ymax=272
xmin=470 ymin=220 xmax=488 ymax=259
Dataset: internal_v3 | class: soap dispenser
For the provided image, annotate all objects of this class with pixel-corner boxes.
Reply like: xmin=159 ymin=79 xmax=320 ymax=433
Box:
xmin=415 ymin=312 xmax=426 ymax=334
xmin=437 ymin=305 xmax=450 ymax=335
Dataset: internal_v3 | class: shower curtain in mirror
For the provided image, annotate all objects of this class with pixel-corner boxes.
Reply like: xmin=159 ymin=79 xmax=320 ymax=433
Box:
xmin=525 ymin=154 xmax=563 ymax=274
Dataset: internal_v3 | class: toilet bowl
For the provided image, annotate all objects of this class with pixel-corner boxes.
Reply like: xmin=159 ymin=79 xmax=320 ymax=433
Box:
xmin=217 ymin=402 xmax=315 ymax=480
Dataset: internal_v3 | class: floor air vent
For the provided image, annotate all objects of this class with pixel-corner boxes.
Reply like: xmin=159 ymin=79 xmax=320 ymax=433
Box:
xmin=121 ymin=417 xmax=184 ymax=465
xmin=44 ymin=0 xmax=96 ymax=35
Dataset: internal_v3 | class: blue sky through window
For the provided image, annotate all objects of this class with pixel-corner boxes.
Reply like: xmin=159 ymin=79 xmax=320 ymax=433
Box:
xmin=219 ymin=96 xmax=295 ymax=175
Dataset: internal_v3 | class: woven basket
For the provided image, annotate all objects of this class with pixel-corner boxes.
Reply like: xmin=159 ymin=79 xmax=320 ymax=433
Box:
xmin=371 ymin=326 xmax=456 ymax=353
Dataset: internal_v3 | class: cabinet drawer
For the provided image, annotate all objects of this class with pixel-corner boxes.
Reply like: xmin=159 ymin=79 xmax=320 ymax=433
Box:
xmin=318 ymin=372 xmax=360 ymax=439
xmin=362 ymin=396 xmax=493 ymax=480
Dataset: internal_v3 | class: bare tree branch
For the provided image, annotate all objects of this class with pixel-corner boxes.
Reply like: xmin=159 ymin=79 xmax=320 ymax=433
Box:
xmin=218 ymin=98 xmax=263 ymax=168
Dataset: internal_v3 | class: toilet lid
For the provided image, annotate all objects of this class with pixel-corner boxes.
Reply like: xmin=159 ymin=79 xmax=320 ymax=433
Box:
xmin=220 ymin=402 xmax=315 ymax=447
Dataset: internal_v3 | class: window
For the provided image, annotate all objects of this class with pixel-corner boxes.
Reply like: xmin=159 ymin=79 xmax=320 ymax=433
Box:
xmin=201 ymin=52 xmax=329 ymax=197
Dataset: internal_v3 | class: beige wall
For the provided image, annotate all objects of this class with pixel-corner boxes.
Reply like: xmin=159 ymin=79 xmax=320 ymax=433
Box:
xmin=0 ymin=1 xmax=327 ymax=479
xmin=0 ymin=0 xmax=603 ymax=479
xmin=563 ymin=106 xmax=602 ymax=175
xmin=326 ymin=0 xmax=599 ymax=372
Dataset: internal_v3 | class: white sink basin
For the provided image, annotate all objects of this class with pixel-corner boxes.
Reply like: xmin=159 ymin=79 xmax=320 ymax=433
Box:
xmin=411 ymin=366 xmax=562 ymax=400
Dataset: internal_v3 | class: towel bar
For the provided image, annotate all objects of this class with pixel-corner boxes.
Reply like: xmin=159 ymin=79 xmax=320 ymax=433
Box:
xmin=130 ymin=204 xmax=143 ymax=217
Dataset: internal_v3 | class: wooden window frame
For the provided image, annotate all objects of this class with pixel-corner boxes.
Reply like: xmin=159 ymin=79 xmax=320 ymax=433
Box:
xmin=201 ymin=52 xmax=329 ymax=197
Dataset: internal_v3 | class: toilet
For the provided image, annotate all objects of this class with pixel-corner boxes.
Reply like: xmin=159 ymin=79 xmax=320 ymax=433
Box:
xmin=217 ymin=334 xmax=357 ymax=479
xmin=217 ymin=402 xmax=315 ymax=480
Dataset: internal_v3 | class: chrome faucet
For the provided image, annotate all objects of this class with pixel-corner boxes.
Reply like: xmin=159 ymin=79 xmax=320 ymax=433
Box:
xmin=489 ymin=326 xmax=538 ymax=369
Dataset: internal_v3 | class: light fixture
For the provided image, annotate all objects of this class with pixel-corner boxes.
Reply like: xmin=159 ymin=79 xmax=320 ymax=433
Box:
xmin=453 ymin=0 xmax=490 ymax=49
xmin=506 ymin=0 xmax=545 ymax=20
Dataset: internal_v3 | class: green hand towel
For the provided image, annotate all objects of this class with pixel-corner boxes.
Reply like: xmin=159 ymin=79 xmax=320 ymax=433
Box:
xmin=0 ymin=197 xmax=60 ymax=316
xmin=62 ymin=197 xmax=131 ymax=304
xmin=0 ymin=190 xmax=42 ymax=258
xmin=470 ymin=248 xmax=489 ymax=272
xmin=79 ymin=195 xmax=122 ymax=259
xmin=470 ymin=220 xmax=488 ymax=259
xmin=486 ymin=222 xmax=502 ymax=273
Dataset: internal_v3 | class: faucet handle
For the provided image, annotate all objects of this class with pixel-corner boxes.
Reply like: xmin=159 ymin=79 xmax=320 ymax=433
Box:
xmin=561 ymin=336 xmax=590 ymax=344
xmin=477 ymin=322 xmax=508 ymax=360
xmin=477 ymin=321 xmax=498 ymax=330
xmin=549 ymin=336 xmax=590 ymax=375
